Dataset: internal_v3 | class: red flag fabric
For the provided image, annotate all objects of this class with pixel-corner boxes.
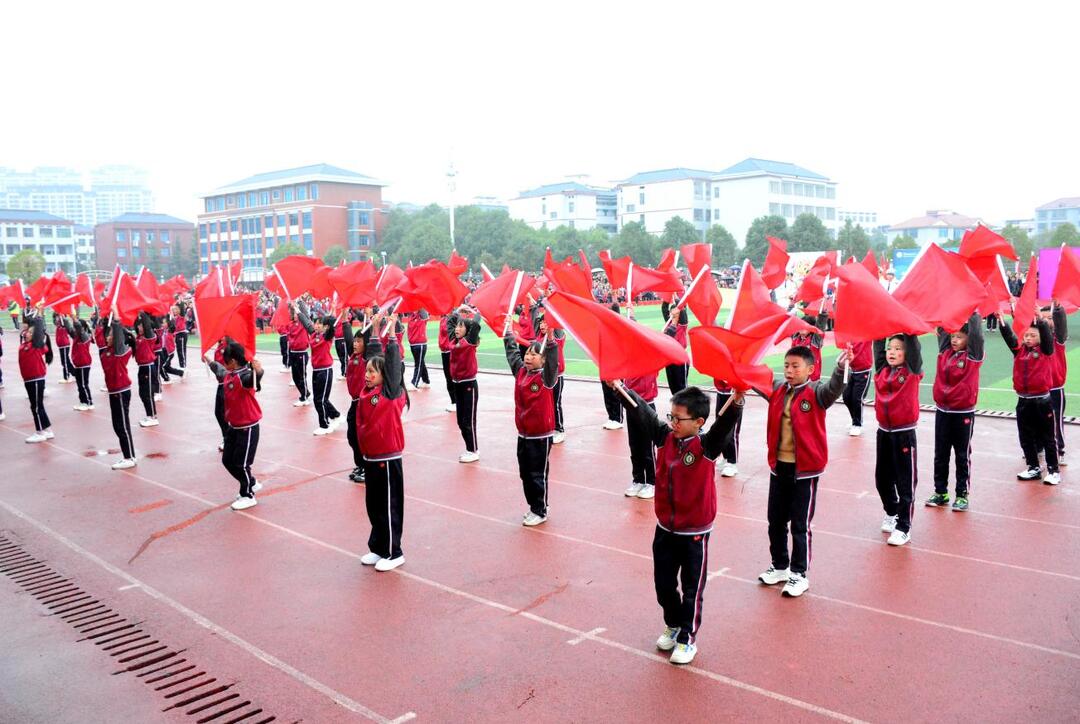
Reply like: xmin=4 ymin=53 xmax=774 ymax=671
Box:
xmin=75 ymin=273 xmax=96 ymax=307
xmin=543 ymin=249 xmax=593 ymax=300
xmin=833 ymin=262 xmax=932 ymax=346
xmin=374 ymin=264 xmax=406 ymax=306
xmin=308 ymin=266 xmax=335 ymax=300
xmin=892 ymin=244 xmax=987 ymax=330
xmin=688 ymin=326 xmax=774 ymax=393
xmin=657 ymin=248 xmax=678 ymax=271
xmin=1011 ymin=257 xmax=1039 ymax=336
xmin=0 ymin=280 xmax=26 ymax=309
xmin=273 ymin=255 xmax=325 ymax=300
xmin=471 ymin=268 xmax=537 ymax=334
xmin=958 ymin=224 xmax=1017 ymax=261
xmin=270 ymin=298 xmax=291 ymax=330
xmin=196 ymin=293 xmax=258 ymax=360
xmin=682 ymin=268 xmax=723 ymax=327
xmin=328 ymin=260 xmax=378 ymax=307
xmin=160 ymin=274 xmax=190 ymax=296
xmin=761 ymin=236 xmax=790 ymax=289
xmin=393 ymin=261 xmax=470 ymax=315
xmin=860 ymin=250 xmax=880 ymax=280
xmin=1051 ymin=246 xmax=1080 ymax=313
xmin=680 ymin=243 xmax=712 ymax=277
xmin=542 ymin=291 xmax=687 ymax=379
xmin=726 ymin=261 xmax=779 ymax=332
xmin=628 ymin=264 xmax=684 ymax=298
xmin=227 ymin=261 xmax=243 ymax=292
xmin=135 ymin=269 xmax=171 ymax=316
xmin=964 ymin=255 xmax=1013 ymax=317
xmin=195 ymin=267 xmax=226 ymax=300
xmin=24 ymin=276 xmax=49 ymax=305
xmin=598 ymin=250 xmax=630 ymax=290
xmin=792 ymin=252 xmax=836 ymax=304
xmin=264 ymin=270 xmax=284 ymax=298
xmin=102 ymin=273 xmax=162 ymax=325
xmin=447 ymin=250 xmax=469 ymax=276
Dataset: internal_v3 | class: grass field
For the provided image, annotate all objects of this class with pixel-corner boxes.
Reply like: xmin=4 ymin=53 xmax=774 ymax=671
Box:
xmin=190 ymin=305 xmax=1080 ymax=414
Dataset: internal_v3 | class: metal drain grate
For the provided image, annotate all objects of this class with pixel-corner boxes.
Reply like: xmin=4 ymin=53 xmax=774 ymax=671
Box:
xmin=0 ymin=534 xmax=289 ymax=723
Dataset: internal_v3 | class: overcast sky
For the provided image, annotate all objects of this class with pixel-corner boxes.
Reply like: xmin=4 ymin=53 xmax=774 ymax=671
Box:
xmin=2 ymin=1 xmax=1075 ymax=230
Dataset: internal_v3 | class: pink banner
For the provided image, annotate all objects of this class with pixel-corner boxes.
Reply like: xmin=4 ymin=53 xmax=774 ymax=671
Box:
xmin=1038 ymin=246 xmax=1080 ymax=299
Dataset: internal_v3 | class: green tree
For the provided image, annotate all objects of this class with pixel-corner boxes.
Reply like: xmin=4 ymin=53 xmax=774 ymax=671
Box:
xmin=7 ymin=249 xmax=45 ymax=281
xmin=706 ymin=224 xmax=738 ymax=267
xmin=836 ymin=220 xmax=871 ymax=260
xmin=181 ymin=241 xmax=200 ymax=279
xmin=788 ymin=213 xmax=832 ymax=253
xmin=1000 ymin=224 xmax=1034 ymax=260
xmin=660 ymin=216 xmax=701 ymax=247
xmin=1048 ymin=222 xmax=1080 ymax=249
xmin=146 ymin=243 xmax=164 ymax=278
xmin=392 ymin=220 xmax=453 ymax=267
xmin=744 ymin=216 xmax=788 ymax=266
xmin=268 ymin=242 xmax=306 ymax=267
xmin=612 ymin=222 xmax=661 ymax=266
xmin=322 ymin=244 xmax=347 ymax=267
xmin=870 ymin=229 xmax=888 ymax=253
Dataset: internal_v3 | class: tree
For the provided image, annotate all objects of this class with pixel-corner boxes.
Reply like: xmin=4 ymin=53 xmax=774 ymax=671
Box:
xmin=886 ymin=234 xmax=919 ymax=263
xmin=181 ymin=241 xmax=200 ymax=279
xmin=322 ymin=244 xmax=347 ymax=267
xmin=836 ymin=220 xmax=871 ymax=260
xmin=870 ymin=229 xmax=888 ymax=254
xmin=787 ymin=213 xmax=832 ymax=253
xmin=146 ymin=243 xmax=164 ymax=278
xmin=660 ymin=216 xmax=701 ymax=248
xmin=1048 ymin=223 xmax=1080 ymax=249
xmin=391 ymin=220 xmax=453 ymax=267
xmin=612 ymin=222 xmax=661 ymax=266
xmin=706 ymin=224 xmax=738 ymax=267
xmin=743 ymin=216 xmax=787 ymax=266
xmin=7 ymin=249 xmax=45 ymax=281
xmin=268 ymin=242 xmax=306 ymax=267
xmin=1000 ymin=224 xmax=1034 ymax=260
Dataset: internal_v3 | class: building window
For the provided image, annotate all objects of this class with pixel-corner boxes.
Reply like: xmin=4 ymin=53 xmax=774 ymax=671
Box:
xmin=20 ymin=227 xmax=34 ymax=237
xmin=161 ymin=248 xmax=170 ymax=257
xmin=4 ymin=228 xmax=16 ymax=237
xmin=639 ymin=214 xmax=645 ymax=225
xmin=277 ymin=213 xmax=286 ymax=228
xmin=272 ymin=189 xmax=281 ymax=200
xmin=200 ymin=242 xmax=207 ymax=256
xmin=816 ymin=185 xmax=826 ymax=198
xmin=284 ymin=187 xmax=294 ymax=202
xmin=277 ymin=236 xmax=286 ymax=246
xmin=782 ymin=181 xmax=793 ymax=195
xmin=782 ymin=204 xmax=792 ymax=217
xmin=132 ymin=247 xmax=141 ymax=258
xmin=232 ymin=239 xmax=240 ymax=251
xmin=132 ymin=231 xmax=142 ymax=244
xmin=247 ymin=192 xmax=256 ymax=207
xmin=626 ymin=204 xmax=635 ymax=213
xmin=769 ymin=202 xmax=780 ymax=215
xmin=310 ymin=183 xmax=319 ymax=200
xmin=116 ymin=230 xmax=127 ymax=242
xmin=230 ymin=220 xmax=238 ymax=232
xmin=568 ymin=202 xmax=575 ymax=213
xmin=288 ymin=213 xmax=298 ymax=227
xmin=303 ymin=233 xmax=313 ymax=250
xmin=161 ymin=230 xmax=170 ymax=242
xmin=358 ymin=212 xmax=370 ymax=226
xmin=41 ymin=245 xmax=55 ymax=255
xmin=117 ymin=248 xmax=127 ymax=258
xmin=39 ymin=227 xmax=54 ymax=238
xmin=260 ymin=191 xmax=269 ymax=206
xmin=201 ymin=261 xmax=209 ymax=274
xmin=826 ymin=208 xmax=835 ymax=220
xmin=769 ymin=180 xmax=781 ymax=194
xmin=216 ymin=197 xmax=226 ymax=211
xmin=826 ymin=187 xmax=835 ymax=199
xmin=639 ymin=192 xmax=645 ymax=205
xmin=199 ymin=224 xmax=207 ymax=239
xmin=210 ymin=242 xmax=217 ymax=253
xmin=265 ymin=236 xmax=274 ymax=249
xmin=205 ymin=199 xmax=213 ymax=213
xmin=693 ymin=181 xmax=703 ymax=199
xmin=693 ymin=209 xmax=703 ymax=221
xmin=713 ymin=187 xmax=719 ymax=198
xmin=938 ymin=228 xmax=948 ymax=238
xmin=302 ymin=211 xmax=312 ymax=229
xmin=289 ymin=234 xmax=299 ymax=243
xmin=227 ymin=194 xmax=236 ymax=207
xmin=550 ymin=212 xmax=556 ymax=219
xmin=568 ymin=220 xmax=575 ymax=229
xmin=147 ymin=231 xmax=155 ymax=242
xmin=360 ymin=235 xmax=371 ymax=247
xmin=296 ymin=185 xmax=307 ymax=201
xmin=264 ymin=215 xmax=273 ymax=230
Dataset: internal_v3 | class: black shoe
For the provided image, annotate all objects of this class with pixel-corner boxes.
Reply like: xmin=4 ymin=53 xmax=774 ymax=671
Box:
xmin=925 ymin=492 xmax=949 ymax=507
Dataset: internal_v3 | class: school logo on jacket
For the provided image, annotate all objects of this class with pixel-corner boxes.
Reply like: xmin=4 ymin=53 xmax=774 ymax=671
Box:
xmin=898 ymin=375 xmax=906 ymax=384
xmin=799 ymin=400 xmax=811 ymax=413
xmin=1031 ymin=352 xmax=1039 ymax=359
xmin=957 ymin=361 xmax=965 ymax=368
xmin=682 ymin=452 xmax=696 ymax=466
xmin=529 ymin=382 xmax=539 ymax=393
xmin=370 ymin=394 xmax=380 ymax=406
xmin=227 ymin=383 xmax=234 ymax=390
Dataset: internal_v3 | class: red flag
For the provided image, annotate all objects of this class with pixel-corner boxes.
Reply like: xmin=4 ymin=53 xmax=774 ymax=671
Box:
xmin=160 ymin=274 xmax=190 ymax=296
xmin=792 ymin=252 xmax=837 ymax=304
xmin=761 ymin=236 xmax=790 ymax=289
xmin=471 ymin=268 xmax=537 ymax=334
xmin=393 ymin=261 xmax=470 ymax=315
xmin=0 ymin=280 xmax=26 ymax=309
xmin=74 ymin=273 xmax=95 ymax=307
xmin=688 ymin=326 xmax=774 ymax=393
xmin=195 ymin=266 xmax=226 ymax=300
xmin=447 ymin=250 xmax=469 ymax=276
xmin=628 ymin=264 xmax=684 ymax=298
xmin=103 ymin=273 xmax=162 ymax=325
xmin=860 ymin=250 xmax=880 ymax=280
xmin=892 ymin=244 xmax=987 ymax=330
xmin=726 ymin=261 xmax=780 ymax=332
xmin=196 ymin=293 xmax=258 ymax=360
xmin=308 ymin=266 xmax=335 ymax=300
xmin=264 ymin=271 xmax=284 ymax=298
xmin=1051 ymin=246 xmax=1080 ymax=313
xmin=270 ymin=298 xmax=291 ymax=330
xmin=658 ymin=248 xmax=678 ymax=271
xmin=375 ymin=264 xmax=406 ymax=306
xmin=598 ymin=250 xmax=630 ymax=290
xmin=958 ymin=224 xmax=1017 ymax=261
xmin=543 ymin=291 xmax=687 ymax=379
xmin=135 ymin=269 xmax=171 ymax=316
xmin=543 ymin=249 xmax=593 ymax=300
xmin=328 ymin=260 xmax=378 ymax=307
xmin=1011 ymin=256 xmax=1039 ymax=336
xmin=680 ymin=243 xmax=712 ymax=277
xmin=833 ymin=262 xmax=932 ymax=346
xmin=965 ymin=255 xmax=1013 ymax=317
xmin=24 ymin=276 xmax=50 ymax=305
xmin=227 ymin=261 xmax=243 ymax=292
xmin=682 ymin=267 xmax=723 ymax=327
xmin=272 ymin=255 xmax=326 ymax=300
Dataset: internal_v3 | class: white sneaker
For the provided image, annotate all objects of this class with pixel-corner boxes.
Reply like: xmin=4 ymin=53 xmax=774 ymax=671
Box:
xmin=881 ymin=515 xmax=898 ymax=533
xmin=139 ymin=418 xmax=159 ymax=428
xmin=374 ymin=556 xmax=404 ymax=572
xmin=1043 ymin=472 xmax=1061 ymax=486
xmin=161 ymin=379 xmax=173 ymax=385
xmin=360 ymin=552 xmax=381 ymax=566
xmin=293 ymin=399 xmax=306 ymax=407
xmin=418 ymin=382 xmax=430 ymax=388
xmin=602 ymin=420 xmax=623 ymax=430
xmin=445 ymin=403 xmax=457 ymax=412
xmin=656 ymin=626 xmax=680 ymax=651
xmin=636 ymin=484 xmax=656 ymax=499
xmin=84 ymin=404 xmax=94 ymax=410
xmin=1058 ymin=453 xmax=1067 ymax=467
xmin=73 ymin=404 xmax=86 ymax=411
xmin=458 ymin=451 xmax=480 ymax=463
xmin=669 ymin=642 xmax=697 ymax=665
xmin=522 ymin=511 xmax=548 ymax=526
xmin=153 ymin=393 xmax=162 ymax=402
xmin=720 ymin=463 xmax=738 ymax=478
xmin=552 ymin=432 xmax=566 ymax=445
xmin=99 ymin=385 xmax=108 ymax=392
xmin=1016 ymin=467 xmax=1041 ymax=480
xmin=781 ymin=573 xmax=809 ymax=597
xmin=111 ymin=458 xmax=136 ymax=470
xmin=0 ymin=413 xmax=5 ymax=421
xmin=25 ymin=433 xmax=46 ymax=444
xmin=217 ymin=441 xmax=225 ymax=452
xmin=406 ymin=383 xmax=418 ymax=391
xmin=849 ymin=426 xmax=863 ymax=437
xmin=758 ymin=566 xmax=790 ymax=586
xmin=230 ymin=496 xmax=257 ymax=511
xmin=302 ymin=399 xmax=313 ymax=406
xmin=279 ymin=367 xmax=290 ymax=373
xmin=624 ymin=482 xmax=645 ymax=497
xmin=313 ymin=426 xmax=332 ymax=436
xmin=42 ymin=430 xmax=54 ymax=439
xmin=251 ymin=481 xmax=263 ymax=493
xmin=887 ymin=529 xmax=910 ymax=546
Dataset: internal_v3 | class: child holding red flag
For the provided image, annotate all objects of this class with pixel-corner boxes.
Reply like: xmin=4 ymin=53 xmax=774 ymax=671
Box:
xmin=102 ymin=320 xmax=136 ymax=469
xmin=623 ymin=305 xmax=661 ymax=498
xmin=927 ymin=313 xmax=983 ymax=511
xmin=600 ymin=302 xmax=625 ymax=431
xmin=437 ymin=313 xmax=456 ymax=412
xmin=286 ymin=305 xmax=311 ymax=405
xmin=873 ymin=334 xmax=924 ymax=545
xmin=134 ymin=312 xmax=159 ymax=428
xmin=1041 ymin=302 xmax=1068 ymax=465
xmin=841 ymin=341 xmax=873 ymax=436
xmin=63 ymin=317 xmax=94 ymax=411
xmin=172 ymin=304 xmax=189 ymax=370
xmin=791 ymin=309 xmax=827 ymax=381
xmin=297 ymin=302 xmax=341 ymax=435
xmin=999 ymin=312 xmax=1060 ymax=484
xmin=536 ymin=313 xmax=567 ymax=444
xmin=343 ymin=313 xmax=377 ymax=483
xmin=19 ymin=309 xmax=54 ymax=443
xmin=503 ymin=325 xmax=559 ymax=525
xmin=53 ymin=313 xmax=73 ymax=384
xmin=661 ymin=301 xmax=690 ymax=394
xmin=448 ymin=306 xmax=481 ymax=463
xmin=405 ymin=310 xmax=431 ymax=391
xmin=207 ymin=340 xmax=265 ymax=510
xmin=758 ymin=347 xmax=847 ymax=597
xmin=613 ymin=383 xmax=744 ymax=665
xmin=712 ymin=379 xmax=741 ymax=478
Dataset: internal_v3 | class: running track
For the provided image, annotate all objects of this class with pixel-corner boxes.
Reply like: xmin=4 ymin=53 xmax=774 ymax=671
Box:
xmin=0 ymin=351 xmax=1078 ymax=722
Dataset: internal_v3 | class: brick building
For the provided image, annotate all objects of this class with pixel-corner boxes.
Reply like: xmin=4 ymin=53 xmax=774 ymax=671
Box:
xmin=196 ymin=163 xmax=387 ymax=280
xmin=93 ymin=212 xmax=196 ymax=273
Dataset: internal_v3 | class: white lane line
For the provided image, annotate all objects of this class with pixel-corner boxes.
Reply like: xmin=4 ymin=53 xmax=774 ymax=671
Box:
xmin=707 ymin=567 xmax=731 ymax=581
xmin=117 ymin=583 xmax=141 ymax=591
xmin=567 ymin=627 xmax=606 ymax=645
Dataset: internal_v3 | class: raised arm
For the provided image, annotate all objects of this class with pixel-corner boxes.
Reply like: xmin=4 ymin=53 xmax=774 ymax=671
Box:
xmin=702 ymin=393 xmax=744 ymax=460
xmin=207 ymin=359 xmax=228 ymax=382
xmin=503 ymin=333 xmax=524 ymax=376
xmin=966 ymin=312 xmax=984 ymax=361
xmin=813 ymin=363 xmax=846 ymax=409
xmin=873 ymin=338 xmax=887 ymax=372
xmin=383 ymin=336 xmax=404 ymax=400
xmin=1053 ymin=303 xmax=1068 ymax=343
xmin=904 ymin=334 xmax=923 ymax=375
xmin=617 ymin=385 xmax=670 ymax=448
xmin=1037 ymin=318 xmax=1054 ymax=355
xmin=999 ymin=317 xmax=1020 ymax=355
xmin=541 ymin=337 xmax=559 ymax=388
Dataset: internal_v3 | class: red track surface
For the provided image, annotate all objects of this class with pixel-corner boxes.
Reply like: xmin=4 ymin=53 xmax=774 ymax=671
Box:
xmin=1 ymin=351 xmax=1078 ymax=723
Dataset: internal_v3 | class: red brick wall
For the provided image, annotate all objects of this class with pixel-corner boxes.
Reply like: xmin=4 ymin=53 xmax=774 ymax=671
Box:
xmin=94 ymin=222 xmax=195 ymax=273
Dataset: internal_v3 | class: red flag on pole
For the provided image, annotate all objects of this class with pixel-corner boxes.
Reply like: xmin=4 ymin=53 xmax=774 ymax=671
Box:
xmin=657 ymin=248 xmax=679 ymax=271
xmin=792 ymin=252 xmax=837 ymax=305
xmin=308 ymin=266 xmax=335 ymax=300
xmin=761 ymin=236 xmax=790 ymax=289
xmin=628 ymin=263 xmax=684 ymax=298
xmin=598 ymin=250 xmax=630 ymax=290
xmin=891 ymin=244 xmax=987 ymax=330
xmin=103 ymin=273 xmax=162 ymax=325
xmin=1011 ymin=256 xmax=1039 ymax=337
xmin=680 ymin=267 xmax=723 ymax=327
xmin=24 ymin=275 xmax=50 ymax=305
xmin=1051 ymin=245 xmax=1080 ymax=313
xmin=964 ymin=255 xmax=1013 ymax=317
xmin=328 ymin=260 xmax=378 ymax=307
xmin=860 ymin=250 xmax=880 ymax=280
xmin=447 ymin=250 xmax=469 ymax=276
xmin=196 ymin=293 xmax=258 ymax=360
xmin=542 ymin=291 xmax=687 ymax=380
xmin=374 ymin=264 xmax=406 ymax=306
xmin=75 ymin=273 xmax=96 ymax=307
xmin=833 ymin=262 xmax=932 ymax=346
xmin=264 ymin=270 xmax=285 ymax=298
xmin=195 ymin=266 xmax=226 ymax=300
xmin=680 ymin=243 xmax=712 ymax=277
xmin=471 ymin=268 xmax=537 ymax=334
xmin=726 ymin=261 xmax=778 ymax=332
xmin=543 ymin=249 xmax=593 ymax=300
xmin=270 ymin=298 xmax=291 ymax=330
xmin=393 ymin=261 xmax=470 ymax=315
xmin=272 ymin=255 xmax=325 ymax=300
xmin=958 ymin=224 xmax=1018 ymax=261
xmin=688 ymin=326 xmax=774 ymax=393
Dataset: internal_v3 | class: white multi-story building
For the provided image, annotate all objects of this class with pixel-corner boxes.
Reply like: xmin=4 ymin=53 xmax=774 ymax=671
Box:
xmin=615 ymin=168 xmax=718 ymax=237
xmin=886 ymin=210 xmax=982 ymax=246
xmin=0 ymin=165 xmax=154 ymax=225
xmin=710 ymin=158 xmax=839 ymax=243
xmin=838 ymin=209 xmax=879 ymax=229
xmin=74 ymin=225 xmax=95 ymax=270
xmin=0 ymin=209 xmax=78 ymax=276
xmin=510 ymin=182 xmax=617 ymax=233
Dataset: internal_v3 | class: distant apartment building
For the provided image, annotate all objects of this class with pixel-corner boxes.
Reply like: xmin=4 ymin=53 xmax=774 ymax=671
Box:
xmin=616 ymin=169 xmax=718 ymax=237
xmin=0 ymin=209 xmax=78 ymax=276
xmin=1035 ymin=197 xmax=1080 ymax=235
xmin=1004 ymin=217 xmax=1037 ymax=235
xmin=74 ymin=225 xmax=95 ymax=270
xmin=510 ymin=182 xmax=617 ymax=233
xmin=93 ymin=213 xmax=195 ymax=274
xmin=197 ymin=164 xmax=387 ymax=279
xmin=0 ymin=165 xmax=154 ymax=225
xmin=886 ymin=210 xmax=982 ymax=246
xmin=838 ymin=209 xmax=879 ymax=229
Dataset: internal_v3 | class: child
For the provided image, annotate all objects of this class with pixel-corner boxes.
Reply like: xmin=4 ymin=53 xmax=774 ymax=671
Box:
xmin=207 ymin=341 xmax=265 ymax=510
xmin=661 ymin=301 xmax=690 ymax=394
xmin=172 ymin=304 xmax=189 ymax=370
xmin=333 ymin=314 xmax=348 ymax=380
xmin=841 ymin=341 xmax=873 ymax=436
xmin=297 ymin=303 xmax=341 ymax=435
xmin=615 ymin=383 xmax=743 ymax=665
xmin=212 ymin=339 xmax=228 ymax=451
xmin=150 ymin=316 xmax=163 ymax=402
xmin=448 ymin=307 xmax=481 ymax=463
xmin=405 ymin=310 xmax=431 ymax=391
xmin=64 ymin=317 xmax=94 ymax=411
xmin=276 ymin=314 xmax=291 ymax=373
xmin=53 ymin=313 xmax=73 ymax=384
xmin=1000 ymin=313 xmax=1060 ymax=484
xmin=286 ymin=306 xmax=312 ymax=405
xmin=134 ymin=312 xmax=159 ymax=427
xmin=1042 ymin=302 xmax=1068 ymax=465
xmin=600 ymin=302 xmax=625 ymax=431
xmin=623 ymin=305 xmax=660 ymax=498
xmin=873 ymin=333 xmax=924 ymax=545
xmin=758 ymin=347 xmax=846 ymax=597
xmin=357 ymin=317 xmax=408 ymax=571
xmin=712 ymin=379 xmax=741 ymax=477
xmin=158 ymin=319 xmax=185 ymax=384
xmin=504 ymin=326 xmax=559 ymax=525
xmin=19 ymin=310 xmax=54 ymax=443
xmin=928 ymin=313 xmax=982 ymax=511
xmin=343 ymin=312 xmax=377 ymax=483
xmin=791 ymin=311 xmax=826 ymax=381
xmin=101 ymin=320 xmax=136 ymax=469
xmin=437 ymin=313 xmax=456 ymax=412
xmin=536 ymin=313 xmax=567 ymax=444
